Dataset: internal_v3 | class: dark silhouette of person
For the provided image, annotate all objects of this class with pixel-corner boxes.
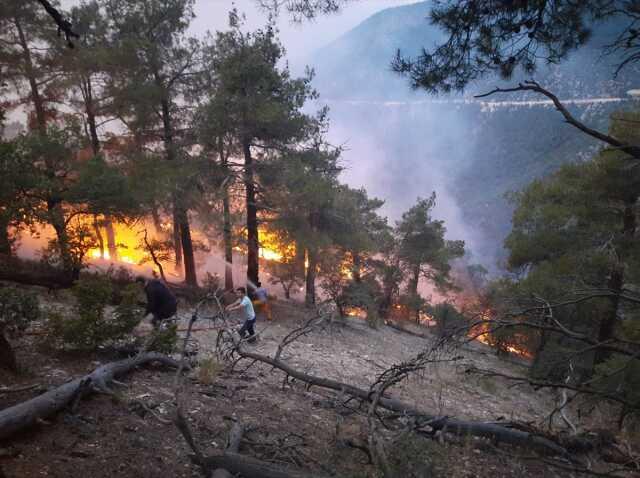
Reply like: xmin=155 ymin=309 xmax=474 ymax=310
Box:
xmin=136 ymin=276 xmax=177 ymax=329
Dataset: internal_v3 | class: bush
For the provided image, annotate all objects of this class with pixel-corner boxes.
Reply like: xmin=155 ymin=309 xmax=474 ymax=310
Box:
xmin=0 ymin=287 xmax=40 ymax=371
xmin=47 ymin=275 xmax=142 ymax=350
xmin=146 ymin=323 xmax=178 ymax=354
xmin=340 ymin=278 xmax=383 ymax=328
xmin=385 ymin=434 xmax=442 ymax=477
xmin=197 ymin=356 xmax=223 ymax=385
xmin=429 ymin=302 xmax=466 ymax=337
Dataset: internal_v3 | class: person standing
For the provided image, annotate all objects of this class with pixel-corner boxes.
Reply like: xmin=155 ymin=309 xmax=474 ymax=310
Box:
xmin=226 ymin=287 xmax=257 ymax=343
xmin=253 ymin=281 xmax=272 ymax=321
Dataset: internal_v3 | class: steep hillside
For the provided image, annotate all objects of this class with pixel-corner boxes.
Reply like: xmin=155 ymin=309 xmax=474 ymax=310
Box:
xmin=1 ymin=294 xmax=593 ymax=478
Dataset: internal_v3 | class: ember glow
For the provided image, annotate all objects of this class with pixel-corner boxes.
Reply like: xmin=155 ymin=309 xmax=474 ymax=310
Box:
xmin=88 ymin=221 xmax=149 ymax=266
xmin=472 ymin=309 xmax=533 ymax=359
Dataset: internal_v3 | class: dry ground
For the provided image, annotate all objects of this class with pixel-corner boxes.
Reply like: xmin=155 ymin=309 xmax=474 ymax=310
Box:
xmin=0 ymin=291 xmax=630 ymax=477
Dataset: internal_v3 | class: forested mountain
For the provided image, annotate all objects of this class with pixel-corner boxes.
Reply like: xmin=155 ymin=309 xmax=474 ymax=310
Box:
xmin=308 ymin=1 xmax=640 ymax=268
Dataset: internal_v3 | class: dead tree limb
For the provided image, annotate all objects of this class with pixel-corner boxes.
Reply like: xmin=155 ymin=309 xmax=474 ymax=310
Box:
xmin=211 ymin=421 xmax=247 ymax=478
xmin=234 ymin=347 xmax=567 ymax=456
xmin=227 ymin=421 xmax=246 ymax=453
xmin=386 ymin=320 xmax=429 ymax=338
xmin=195 ymin=452 xmax=332 ymax=478
xmin=0 ymin=383 xmax=41 ymax=394
xmin=0 ymin=352 xmax=179 ymax=440
xmin=141 ymin=229 xmax=167 ymax=283
xmin=35 ymin=0 xmax=80 ymax=47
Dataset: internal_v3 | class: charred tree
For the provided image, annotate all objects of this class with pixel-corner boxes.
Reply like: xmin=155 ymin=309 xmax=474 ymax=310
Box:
xmin=243 ymin=140 xmax=259 ymax=286
xmin=305 ymin=247 xmax=317 ymax=307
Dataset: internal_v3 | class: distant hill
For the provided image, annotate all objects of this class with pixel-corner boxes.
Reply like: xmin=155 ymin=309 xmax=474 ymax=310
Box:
xmin=311 ymin=1 xmax=639 ymax=100
xmin=307 ymin=2 xmax=640 ymax=270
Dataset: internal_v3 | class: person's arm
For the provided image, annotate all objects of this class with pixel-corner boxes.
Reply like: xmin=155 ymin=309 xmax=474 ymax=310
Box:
xmin=225 ymin=298 xmax=241 ymax=311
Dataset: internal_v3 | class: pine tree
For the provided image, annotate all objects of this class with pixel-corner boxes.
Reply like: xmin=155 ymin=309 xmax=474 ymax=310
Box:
xmin=202 ymin=12 xmax=318 ymax=286
xmin=104 ymin=0 xmax=200 ymax=285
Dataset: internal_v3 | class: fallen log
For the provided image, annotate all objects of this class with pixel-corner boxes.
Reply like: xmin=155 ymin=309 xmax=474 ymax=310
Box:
xmin=180 ymin=415 xmax=330 ymax=478
xmin=211 ymin=421 xmax=246 ymax=477
xmin=236 ymin=348 xmax=567 ymax=457
xmin=196 ymin=452 xmax=331 ymax=478
xmin=386 ymin=321 xmax=430 ymax=339
xmin=0 ymin=352 xmax=180 ymax=440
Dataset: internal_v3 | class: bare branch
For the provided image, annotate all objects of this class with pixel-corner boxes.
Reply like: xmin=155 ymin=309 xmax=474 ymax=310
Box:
xmin=476 ymin=81 xmax=640 ymax=160
xmin=35 ymin=0 xmax=79 ymax=48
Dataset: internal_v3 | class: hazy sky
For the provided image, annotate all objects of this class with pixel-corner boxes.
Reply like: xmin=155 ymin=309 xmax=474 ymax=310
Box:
xmin=190 ymin=1 xmax=417 ymax=62
xmin=61 ymin=0 xmax=417 ymax=62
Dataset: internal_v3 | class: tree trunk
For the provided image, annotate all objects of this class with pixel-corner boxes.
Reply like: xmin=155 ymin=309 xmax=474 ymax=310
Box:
xmin=222 ymin=178 xmax=234 ymax=291
xmin=352 ymin=252 xmax=362 ymax=283
xmin=594 ymin=202 xmax=636 ymax=366
xmin=47 ymin=200 xmax=76 ymax=279
xmin=151 ymin=207 xmax=164 ymax=235
xmin=243 ymin=141 xmax=259 ymax=286
xmin=409 ymin=265 xmax=420 ymax=322
xmin=0 ymin=216 xmax=12 ymax=256
xmin=177 ymin=207 xmax=197 ymax=287
xmin=81 ymin=76 xmax=100 ymax=156
xmin=15 ymin=16 xmax=46 ymax=133
xmin=0 ymin=352 xmax=180 ymax=440
xmin=305 ymin=247 xmax=317 ymax=307
xmin=92 ymin=215 xmax=104 ymax=259
xmin=173 ymin=210 xmax=183 ymax=269
xmin=197 ymin=452 xmax=330 ymax=478
xmin=0 ymin=332 xmax=18 ymax=373
xmin=594 ymin=268 xmax=623 ymax=366
xmin=104 ymin=217 xmax=118 ymax=261
xmin=157 ymin=86 xmax=196 ymax=285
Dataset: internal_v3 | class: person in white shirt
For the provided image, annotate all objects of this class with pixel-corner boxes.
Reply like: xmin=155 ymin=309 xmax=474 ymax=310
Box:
xmin=226 ymin=286 xmax=257 ymax=343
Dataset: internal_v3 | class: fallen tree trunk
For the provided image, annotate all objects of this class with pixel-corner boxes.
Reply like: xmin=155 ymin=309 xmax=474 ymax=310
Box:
xmin=0 ymin=263 xmax=73 ymax=289
xmin=0 ymin=352 xmax=179 ymax=440
xmin=197 ymin=452 xmax=331 ymax=478
xmin=386 ymin=321 xmax=429 ymax=339
xmin=182 ymin=417 xmax=329 ymax=478
xmin=236 ymin=348 xmax=567 ymax=456
xmin=211 ymin=421 xmax=246 ymax=478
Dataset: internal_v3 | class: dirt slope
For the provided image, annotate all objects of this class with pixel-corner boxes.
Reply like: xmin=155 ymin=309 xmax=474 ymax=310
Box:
xmin=0 ymin=295 xmax=591 ymax=477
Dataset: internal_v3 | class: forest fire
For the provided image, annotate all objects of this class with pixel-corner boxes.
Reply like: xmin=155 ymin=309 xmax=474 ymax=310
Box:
xmin=88 ymin=221 xmax=148 ymax=265
xmin=344 ymin=306 xmax=366 ymax=318
xmin=472 ymin=310 xmax=533 ymax=359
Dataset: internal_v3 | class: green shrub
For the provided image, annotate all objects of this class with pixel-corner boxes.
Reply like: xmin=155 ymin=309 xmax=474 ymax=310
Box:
xmin=47 ymin=275 xmax=142 ymax=350
xmin=147 ymin=323 xmax=178 ymax=354
xmin=0 ymin=287 xmax=40 ymax=334
xmin=385 ymin=434 xmax=442 ymax=477
xmin=0 ymin=287 xmax=40 ymax=371
xmin=429 ymin=302 xmax=466 ymax=337
xmin=340 ymin=279 xmax=383 ymax=328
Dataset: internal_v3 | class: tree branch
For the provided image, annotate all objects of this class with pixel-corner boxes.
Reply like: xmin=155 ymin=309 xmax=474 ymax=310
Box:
xmin=476 ymin=81 xmax=640 ymax=160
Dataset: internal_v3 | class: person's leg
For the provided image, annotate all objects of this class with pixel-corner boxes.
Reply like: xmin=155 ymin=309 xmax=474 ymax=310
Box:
xmin=247 ymin=319 xmax=256 ymax=343
xmin=266 ymin=302 xmax=272 ymax=321
xmin=151 ymin=313 xmax=161 ymax=330
xmin=238 ymin=319 xmax=249 ymax=338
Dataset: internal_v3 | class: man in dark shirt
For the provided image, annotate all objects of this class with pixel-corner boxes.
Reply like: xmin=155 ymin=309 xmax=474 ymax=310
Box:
xmin=135 ymin=276 xmax=177 ymax=329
